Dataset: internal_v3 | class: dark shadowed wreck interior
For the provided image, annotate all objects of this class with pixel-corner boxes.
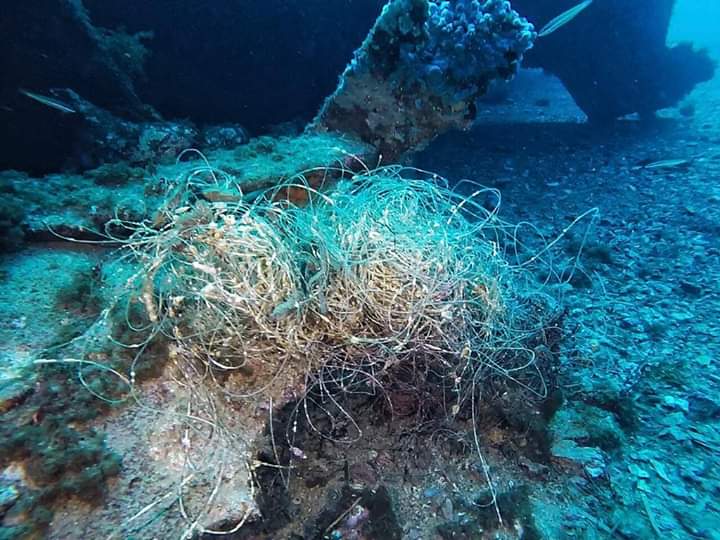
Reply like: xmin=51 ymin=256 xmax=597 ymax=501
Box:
xmin=0 ymin=0 xmax=713 ymax=172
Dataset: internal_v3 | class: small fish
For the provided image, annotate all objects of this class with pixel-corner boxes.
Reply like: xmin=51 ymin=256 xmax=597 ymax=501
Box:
xmin=632 ymin=158 xmax=691 ymax=170
xmin=18 ymin=88 xmax=77 ymax=114
xmin=538 ymin=0 xmax=594 ymax=38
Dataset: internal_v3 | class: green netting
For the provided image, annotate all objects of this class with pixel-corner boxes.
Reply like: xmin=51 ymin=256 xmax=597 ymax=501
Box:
xmin=110 ymin=163 xmax=557 ymax=408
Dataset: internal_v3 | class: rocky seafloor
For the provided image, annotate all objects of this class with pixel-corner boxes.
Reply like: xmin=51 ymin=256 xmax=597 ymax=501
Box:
xmin=416 ymin=67 xmax=720 ymax=538
xmin=1 ymin=67 xmax=719 ymax=539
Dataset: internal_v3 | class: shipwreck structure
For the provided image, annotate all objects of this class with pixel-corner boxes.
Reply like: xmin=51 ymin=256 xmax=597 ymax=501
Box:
xmin=310 ymin=0 xmax=535 ymax=159
xmin=514 ymin=0 xmax=716 ymax=122
xmin=0 ymin=0 xmax=714 ymax=171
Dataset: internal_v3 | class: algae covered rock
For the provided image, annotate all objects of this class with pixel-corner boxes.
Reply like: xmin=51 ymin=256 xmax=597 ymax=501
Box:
xmin=0 ymin=197 xmax=26 ymax=253
xmin=86 ymin=162 xmax=146 ymax=186
xmin=312 ymin=0 xmax=535 ymax=159
xmin=0 ymin=172 xmax=28 ymax=252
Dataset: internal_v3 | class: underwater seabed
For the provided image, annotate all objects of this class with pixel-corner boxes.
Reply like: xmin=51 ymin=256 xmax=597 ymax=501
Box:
xmin=1 ymin=72 xmax=720 ymax=539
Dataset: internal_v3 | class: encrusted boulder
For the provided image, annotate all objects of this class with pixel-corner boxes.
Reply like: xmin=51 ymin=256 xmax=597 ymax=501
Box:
xmin=311 ymin=0 xmax=536 ymax=159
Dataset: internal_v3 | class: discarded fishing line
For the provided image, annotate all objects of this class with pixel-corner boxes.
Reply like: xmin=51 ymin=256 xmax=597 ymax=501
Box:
xmin=63 ymin=160 xmax=593 ymax=535
xmin=112 ymin=164 xmax=561 ymax=408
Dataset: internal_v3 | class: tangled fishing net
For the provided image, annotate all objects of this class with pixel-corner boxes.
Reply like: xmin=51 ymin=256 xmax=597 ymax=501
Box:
xmin=115 ymin=162 xmax=555 ymax=414
xmin=41 ymin=157 xmax=575 ymax=538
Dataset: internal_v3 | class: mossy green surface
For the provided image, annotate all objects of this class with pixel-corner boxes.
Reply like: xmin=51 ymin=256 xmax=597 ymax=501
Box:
xmin=0 ymin=284 xmax=166 ymax=538
xmin=228 ymin=132 xmax=371 ymax=184
xmin=0 ymin=361 xmax=122 ymax=537
xmin=155 ymin=132 xmax=372 ymax=195
xmin=2 ymin=132 xmax=371 ymax=246
xmin=51 ymin=265 xmax=104 ymax=345
xmin=2 ymin=167 xmax=158 ymax=238
xmin=0 ymin=174 xmax=26 ymax=252
xmin=86 ymin=162 xmax=146 ymax=187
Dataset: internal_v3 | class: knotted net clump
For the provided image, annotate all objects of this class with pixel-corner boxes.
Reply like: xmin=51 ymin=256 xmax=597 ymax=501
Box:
xmin=119 ymin=164 xmax=552 ymax=407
